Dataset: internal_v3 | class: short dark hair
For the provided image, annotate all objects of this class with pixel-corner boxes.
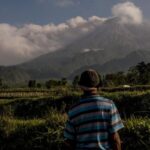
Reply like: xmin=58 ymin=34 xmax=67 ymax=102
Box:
xmin=78 ymin=69 xmax=100 ymax=88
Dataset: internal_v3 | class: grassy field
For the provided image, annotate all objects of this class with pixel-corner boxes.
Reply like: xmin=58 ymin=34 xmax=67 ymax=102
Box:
xmin=0 ymin=87 xmax=150 ymax=150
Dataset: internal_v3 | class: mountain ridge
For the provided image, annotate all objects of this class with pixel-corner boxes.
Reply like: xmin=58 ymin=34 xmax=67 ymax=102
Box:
xmin=1 ymin=18 xmax=150 ymax=82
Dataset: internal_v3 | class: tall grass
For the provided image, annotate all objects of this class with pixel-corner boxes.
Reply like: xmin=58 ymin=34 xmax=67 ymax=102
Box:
xmin=0 ymin=88 xmax=150 ymax=149
xmin=121 ymin=117 xmax=150 ymax=150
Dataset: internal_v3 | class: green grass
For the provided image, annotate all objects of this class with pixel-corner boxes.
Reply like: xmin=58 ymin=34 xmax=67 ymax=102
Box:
xmin=0 ymin=88 xmax=150 ymax=149
xmin=0 ymin=117 xmax=45 ymax=136
xmin=121 ymin=117 xmax=150 ymax=150
xmin=0 ymin=115 xmax=150 ymax=150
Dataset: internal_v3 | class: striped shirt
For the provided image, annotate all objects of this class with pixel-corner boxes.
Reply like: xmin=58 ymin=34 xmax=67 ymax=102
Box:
xmin=64 ymin=95 xmax=124 ymax=150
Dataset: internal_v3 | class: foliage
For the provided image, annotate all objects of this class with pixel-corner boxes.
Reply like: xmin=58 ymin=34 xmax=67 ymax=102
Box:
xmin=121 ymin=117 xmax=150 ymax=150
xmin=104 ymin=72 xmax=126 ymax=86
xmin=0 ymin=115 xmax=150 ymax=150
xmin=45 ymin=80 xmax=61 ymax=89
xmin=0 ymin=78 xmax=2 ymax=87
xmin=72 ymin=75 xmax=80 ymax=88
xmin=60 ymin=78 xmax=67 ymax=86
xmin=28 ymin=80 xmax=36 ymax=88
xmin=101 ymin=91 xmax=150 ymax=118
xmin=103 ymin=62 xmax=150 ymax=86
xmin=37 ymin=83 xmax=42 ymax=88
xmin=0 ymin=88 xmax=150 ymax=149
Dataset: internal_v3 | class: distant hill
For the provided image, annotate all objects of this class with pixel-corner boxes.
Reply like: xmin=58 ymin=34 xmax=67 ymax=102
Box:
xmin=0 ymin=66 xmax=30 ymax=83
xmin=0 ymin=18 xmax=150 ymax=82
xmin=69 ymin=50 xmax=150 ymax=78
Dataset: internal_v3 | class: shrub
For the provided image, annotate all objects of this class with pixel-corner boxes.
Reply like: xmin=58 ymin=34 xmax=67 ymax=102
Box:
xmin=121 ymin=117 xmax=150 ymax=150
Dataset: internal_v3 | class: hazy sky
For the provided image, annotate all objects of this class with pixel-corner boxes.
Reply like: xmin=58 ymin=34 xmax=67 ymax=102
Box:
xmin=0 ymin=0 xmax=150 ymax=25
xmin=0 ymin=0 xmax=150 ymax=66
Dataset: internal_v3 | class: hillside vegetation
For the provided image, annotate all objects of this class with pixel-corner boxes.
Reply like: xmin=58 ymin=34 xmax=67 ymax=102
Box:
xmin=0 ymin=87 xmax=150 ymax=150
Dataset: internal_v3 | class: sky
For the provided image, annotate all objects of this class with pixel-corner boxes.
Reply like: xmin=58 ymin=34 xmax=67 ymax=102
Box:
xmin=0 ymin=0 xmax=150 ymax=25
xmin=0 ymin=0 xmax=150 ymax=65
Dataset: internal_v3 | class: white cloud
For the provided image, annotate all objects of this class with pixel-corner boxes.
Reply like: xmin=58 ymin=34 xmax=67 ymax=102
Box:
xmin=0 ymin=1 xmax=144 ymax=65
xmin=67 ymin=16 xmax=87 ymax=28
xmin=112 ymin=2 xmax=143 ymax=24
xmin=89 ymin=16 xmax=107 ymax=22
xmin=0 ymin=16 xmax=106 ymax=65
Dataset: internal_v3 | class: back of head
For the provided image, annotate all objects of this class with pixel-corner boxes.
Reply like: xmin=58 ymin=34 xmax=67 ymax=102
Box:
xmin=78 ymin=69 xmax=100 ymax=88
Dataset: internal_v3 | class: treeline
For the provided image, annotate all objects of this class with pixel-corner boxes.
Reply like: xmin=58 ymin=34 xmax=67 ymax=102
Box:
xmin=0 ymin=76 xmax=68 ymax=89
xmin=28 ymin=78 xmax=68 ymax=88
xmin=73 ymin=62 xmax=150 ymax=87
xmin=102 ymin=61 xmax=150 ymax=86
xmin=0 ymin=62 xmax=150 ymax=89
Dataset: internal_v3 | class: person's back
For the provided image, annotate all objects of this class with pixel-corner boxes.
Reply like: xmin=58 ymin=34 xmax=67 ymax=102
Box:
xmin=64 ymin=69 xmax=124 ymax=150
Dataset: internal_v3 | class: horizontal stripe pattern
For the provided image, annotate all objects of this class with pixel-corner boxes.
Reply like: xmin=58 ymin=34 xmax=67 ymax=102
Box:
xmin=72 ymin=110 xmax=110 ymax=123
xmin=69 ymin=105 xmax=111 ymax=119
xmin=78 ymin=124 xmax=108 ymax=135
xmin=77 ymin=132 xmax=109 ymax=140
xmin=76 ymin=141 xmax=111 ymax=150
xmin=77 ymin=121 xmax=109 ymax=131
xmin=64 ymin=95 xmax=124 ymax=150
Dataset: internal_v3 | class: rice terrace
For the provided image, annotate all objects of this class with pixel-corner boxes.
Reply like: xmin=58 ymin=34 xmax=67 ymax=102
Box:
xmin=0 ymin=71 xmax=150 ymax=150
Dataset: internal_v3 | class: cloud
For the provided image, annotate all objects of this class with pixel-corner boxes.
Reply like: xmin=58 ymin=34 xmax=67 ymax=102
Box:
xmin=0 ymin=1 xmax=144 ymax=65
xmin=67 ymin=16 xmax=87 ymax=28
xmin=0 ymin=16 xmax=106 ymax=65
xmin=112 ymin=2 xmax=143 ymax=24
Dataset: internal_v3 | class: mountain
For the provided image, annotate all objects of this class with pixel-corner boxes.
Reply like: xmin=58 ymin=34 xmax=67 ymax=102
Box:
xmin=0 ymin=66 xmax=30 ymax=82
xmin=69 ymin=50 xmax=150 ymax=78
xmin=1 ymin=18 xmax=150 ymax=82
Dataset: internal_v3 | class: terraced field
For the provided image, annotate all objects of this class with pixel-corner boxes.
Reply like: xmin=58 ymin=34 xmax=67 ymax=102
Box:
xmin=0 ymin=88 xmax=150 ymax=150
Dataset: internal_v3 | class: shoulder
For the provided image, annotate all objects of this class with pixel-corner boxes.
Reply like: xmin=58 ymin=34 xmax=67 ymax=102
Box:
xmin=69 ymin=101 xmax=81 ymax=110
xmin=68 ymin=101 xmax=81 ymax=114
xmin=96 ymin=96 xmax=114 ymax=107
xmin=99 ymin=96 xmax=113 ymax=103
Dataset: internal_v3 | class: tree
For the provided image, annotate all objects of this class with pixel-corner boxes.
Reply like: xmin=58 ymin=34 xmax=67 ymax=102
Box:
xmin=72 ymin=75 xmax=80 ymax=88
xmin=96 ymin=72 xmax=102 ymax=87
xmin=45 ymin=80 xmax=51 ymax=89
xmin=37 ymin=83 xmax=42 ymax=88
xmin=115 ymin=72 xmax=126 ymax=85
xmin=45 ymin=79 xmax=59 ymax=89
xmin=126 ymin=61 xmax=150 ymax=85
xmin=147 ymin=63 xmax=150 ymax=84
xmin=101 ymin=75 xmax=107 ymax=87
xmin=28 ymin=80 xmax=36 ymax=88
xmin=127 ymin=66 xmax=139 ymax=85
xmin=61 ymin=78 xmax=67 ymax=86
xmin=105 ymin=74 xmax=116 ymax=87
xmin=104 ymin=72 xmax=126 ymax=86
xmin=136 ymin=62 xmax=148 ymax=84
xmin=0 ymin=78 xmax=2 ymax=87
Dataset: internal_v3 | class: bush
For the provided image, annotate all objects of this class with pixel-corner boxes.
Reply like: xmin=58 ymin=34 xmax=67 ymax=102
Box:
xmin=121 ymin=117 xmax=150 ymax=150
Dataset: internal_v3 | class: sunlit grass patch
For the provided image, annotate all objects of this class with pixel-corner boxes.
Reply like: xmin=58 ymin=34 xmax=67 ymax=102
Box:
xmin=121 ymin=117 xmax=150 ymax=150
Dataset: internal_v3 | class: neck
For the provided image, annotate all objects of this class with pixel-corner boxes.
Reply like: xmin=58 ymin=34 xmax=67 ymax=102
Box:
xmin=83 ymin=89 xmax=98 ymax=96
